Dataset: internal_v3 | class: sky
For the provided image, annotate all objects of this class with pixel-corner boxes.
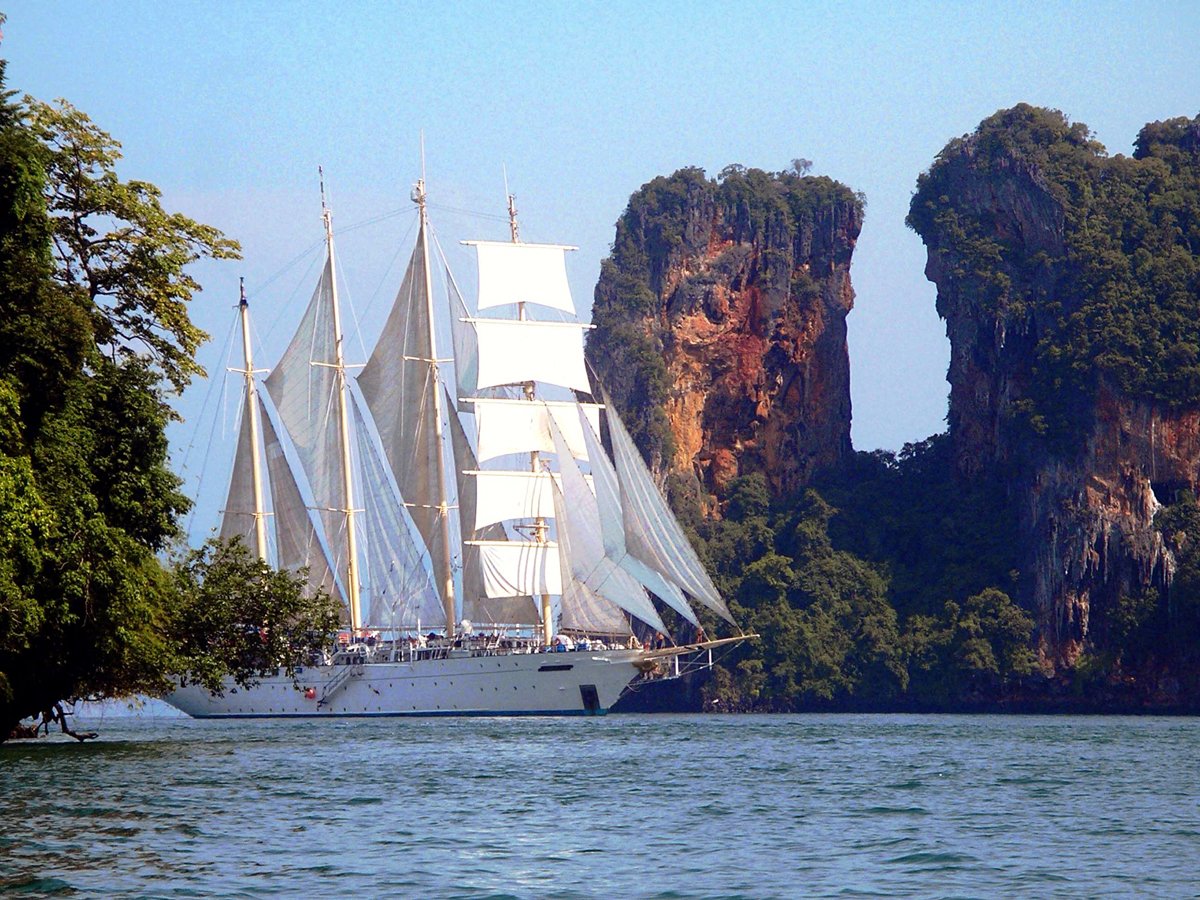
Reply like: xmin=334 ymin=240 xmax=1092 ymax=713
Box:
xmin=8 ymin=1 xmax=1200 ymax=541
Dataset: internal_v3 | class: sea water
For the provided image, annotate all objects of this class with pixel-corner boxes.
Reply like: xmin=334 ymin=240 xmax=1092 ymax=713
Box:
xmin=1 ymin=713 xmax=1198 ymax=898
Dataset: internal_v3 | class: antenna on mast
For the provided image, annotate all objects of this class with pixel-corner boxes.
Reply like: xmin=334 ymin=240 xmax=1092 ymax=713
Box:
xmin=411 ymin=134 xmax=429 ymax=215
xmin=318 ymin=165 xmax=333 ymax=240
xmin=504 ymin=166 xmax=520 ymax=243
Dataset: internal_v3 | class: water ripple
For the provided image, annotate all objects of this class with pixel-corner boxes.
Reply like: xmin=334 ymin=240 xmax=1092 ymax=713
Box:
xmin=3 ymin=714 xmax=1200 ymax=897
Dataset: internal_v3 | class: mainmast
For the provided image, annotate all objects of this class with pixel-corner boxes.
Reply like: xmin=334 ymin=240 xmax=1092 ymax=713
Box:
xmin=414 ymin=177 xmax=458 ymax=638
xmin=236 ymin=277 xmax=269 ymax=562
xmin=507 ymin=193 xmax=554 ymax=646
xmin=319 ymin=169 xmax=363 ymax=633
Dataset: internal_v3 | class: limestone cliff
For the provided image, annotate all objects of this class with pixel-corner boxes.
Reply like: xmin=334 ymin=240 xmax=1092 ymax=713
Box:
xmin=587 ymin=165 xmax=863 ymax=501
xmin=909 ymin=105 xmax=1200 ymax=664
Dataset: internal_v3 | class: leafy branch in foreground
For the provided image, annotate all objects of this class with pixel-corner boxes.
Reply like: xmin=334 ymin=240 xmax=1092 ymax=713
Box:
xmin=168 ymin=539 xmax=341 ymax=694
xmin=26 ymin=97 xmax=240 ymax=393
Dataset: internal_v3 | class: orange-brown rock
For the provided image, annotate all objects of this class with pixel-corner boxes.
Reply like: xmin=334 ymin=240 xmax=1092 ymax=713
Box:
xmin=587 ymin=165 xmax=863 ymax=502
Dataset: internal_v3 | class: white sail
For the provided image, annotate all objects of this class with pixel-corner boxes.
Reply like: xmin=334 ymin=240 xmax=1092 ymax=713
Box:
xmin=263 ymin=255 xmax=345 ymax=551
xmin=471 ymin=398 xmax=601 ymax=463
xmin=469 ymin=471 xmax=593 ymax=530
xmin=550 ymin=415 xmax=668 ymax=633
xmin=352 ymin=399 xmax=441 ymax=630
xmin=578 ymin=408 xmax=699 ymax=626
xmin=475 ymin=541 xmax=562 ymax=598
xmin=471 ymin=470 xmax=555 ymax=529
xmin=358 ymin=225 xmax=453 ymax=614
xmin=445 ymin=387 xmax=540 ymax=626
xmin=468 ymin=241 xmax=577 ymax=314
xmin=259 ymin=397 xmax=344 ymax=607
xmin=552 ymin=473 xmax=632 ymax=636
xmin=219 ymin=400 xmax=260 ymax=548
xmin=471 ymin=319 xmax=591 ymax=393
xmin=605 ymin=396 xmax=737 ymax=625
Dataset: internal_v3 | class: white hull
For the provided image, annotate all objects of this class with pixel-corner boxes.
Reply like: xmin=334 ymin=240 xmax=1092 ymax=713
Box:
xmin=164 ymin=649 xmax=647 ymax=718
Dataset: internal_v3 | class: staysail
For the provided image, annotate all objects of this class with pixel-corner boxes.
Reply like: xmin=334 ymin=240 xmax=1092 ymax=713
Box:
xmin=578 ymin=408 xmax=700 ymax=627
xmin=358 ymin=211 xmax=456 ymax=630
xmin=219 ymin=401 xmax=260 ymax=550
xmin=263 ymin=255 xmax=345 ymax=554
xmin=352 ymin=398 xmax=442 ymax=630
xmin=259 ymin=396 xmax=345 ymax=607
xmin=549 ymin=413 xmax=667 ymax=634
xmin=604 ymin=394 xmax=736 ymax=625
xmin=261 ymin=191 xmax=365 ymax=632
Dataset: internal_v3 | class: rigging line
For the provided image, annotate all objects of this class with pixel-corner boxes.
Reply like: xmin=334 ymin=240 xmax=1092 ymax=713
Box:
xmin=247 ymin=200 xmax=414 ymax=302
xmin=335 ymin=252 xmax=369 ymax=364
xmin=337 ymin=206 xmax=414 ymax=235
xmin=181 ymin=310 xmax=241 ymax=539
xmin=248 ymin=237 xmax=325 ymax=296
xmin=426 ymin=201 xmax=510 ymax=223
xmin=353 ymin=215 xmax=420 ymax=357
xmin=188 ymin=368 xmax=240 ymax=542
xmin=261 ymin=252 xmax=322 ymax=347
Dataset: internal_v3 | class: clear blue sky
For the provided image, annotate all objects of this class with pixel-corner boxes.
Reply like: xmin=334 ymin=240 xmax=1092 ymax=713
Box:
xmin=8 ymin=1 xmax=1200 ymax=539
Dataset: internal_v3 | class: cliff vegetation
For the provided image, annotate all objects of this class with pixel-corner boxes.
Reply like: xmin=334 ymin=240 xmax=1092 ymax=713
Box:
xmin=602 ymin=107 xmax=1200 ymax=713
xmin=587 ymin=163 xmax=862 ymax=497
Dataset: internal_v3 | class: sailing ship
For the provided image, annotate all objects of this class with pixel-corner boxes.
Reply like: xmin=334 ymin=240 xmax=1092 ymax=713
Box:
xmin=165 ymin=174 xmax=745 ymax=718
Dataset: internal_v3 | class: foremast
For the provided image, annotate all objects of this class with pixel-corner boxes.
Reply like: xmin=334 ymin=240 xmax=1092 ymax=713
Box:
xmin=235 ymin=278 xmax=269 ymax=562
xmin=319 ymin=170 xmax=364 ymax=632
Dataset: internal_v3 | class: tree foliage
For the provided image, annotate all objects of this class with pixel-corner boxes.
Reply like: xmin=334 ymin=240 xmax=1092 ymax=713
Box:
xmin=27 ymin=97 xmax=240 ymax=394
xmin=697 ymin=471 xmax=1031 ymax=711
xmin=908 ymin=104 xmax=1200 ymax=449
xmin=0 ymin=69 xmax=337 ymax=740
xmin=169 ymin=539 xmax=341 ymax=695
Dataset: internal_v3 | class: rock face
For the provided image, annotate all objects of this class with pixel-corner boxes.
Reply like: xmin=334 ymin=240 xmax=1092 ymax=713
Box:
xmin=910 ymin=105 xmax=1200 ymax=663
xmin=587 ymin=166 xmax=863 ymax=501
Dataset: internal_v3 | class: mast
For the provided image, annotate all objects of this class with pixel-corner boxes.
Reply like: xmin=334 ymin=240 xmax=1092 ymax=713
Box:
xmin=237 ymin=277 xmax=269 ymax=562
xmin=414 ymin=177 xmax=458 ymax=638
xmin=507 ymin=193 xmax=554 ymax=646
xmin=319 ymin=168 xmax=363 ymax=633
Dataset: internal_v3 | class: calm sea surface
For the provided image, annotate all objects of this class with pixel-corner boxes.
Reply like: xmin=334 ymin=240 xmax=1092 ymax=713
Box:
xmin=1 ymin=713 xmax=1198 ymax=898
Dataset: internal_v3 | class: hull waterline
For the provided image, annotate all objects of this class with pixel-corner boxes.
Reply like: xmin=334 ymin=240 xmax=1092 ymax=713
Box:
xmin=164 ymin=649 xmax=646 ymax=718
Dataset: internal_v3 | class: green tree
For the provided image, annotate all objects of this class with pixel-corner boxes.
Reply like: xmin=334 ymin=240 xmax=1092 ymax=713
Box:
xmin=905 ymin=589 xmax=1036 ymax=702
xmin=27 ymin=97 xmax=239 ymax=393
xmin=0 ymin=72 xmax=341 ymax=741
xmin=169 ymin=539 xmax=341 ymax=694
xmin=908 ymin=105 xmax=1200 ymax=450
